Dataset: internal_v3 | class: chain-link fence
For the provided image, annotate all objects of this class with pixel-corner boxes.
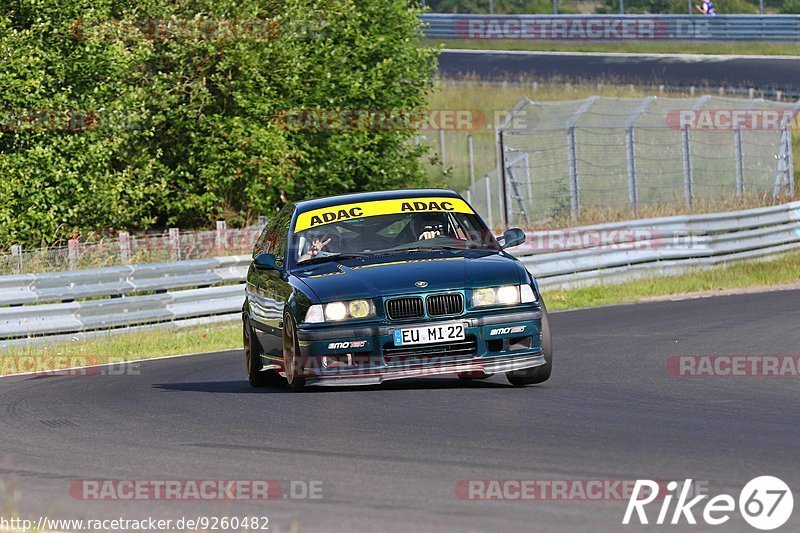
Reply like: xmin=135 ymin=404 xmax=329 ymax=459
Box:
xmin=0 ymin=221 xmax=266 ymax=275
xmin=464 ymin=96 xmax=798 ymax=228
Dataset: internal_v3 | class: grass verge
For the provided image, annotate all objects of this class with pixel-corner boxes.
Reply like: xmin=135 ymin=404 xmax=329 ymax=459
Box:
xmin=0 ymin=323 xmax=241 ymax=376
xmin=2 ymin=250 xmax=798 ymax=371
xmin=544 ymin=248 xmax=800 ymax=310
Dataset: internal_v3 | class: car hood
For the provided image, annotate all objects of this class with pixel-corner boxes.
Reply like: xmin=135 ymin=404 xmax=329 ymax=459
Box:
xmin=293 ymin=251 xmax=527 ymax=302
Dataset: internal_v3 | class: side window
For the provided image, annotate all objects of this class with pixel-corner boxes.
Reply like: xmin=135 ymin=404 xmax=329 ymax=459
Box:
xmin=252 ymin=204 xmax=294 ymax=258
xmin=272 ymin=205 xmax=294 ymax=259
xmin=253 ymin=225 xmax=277 ymax=256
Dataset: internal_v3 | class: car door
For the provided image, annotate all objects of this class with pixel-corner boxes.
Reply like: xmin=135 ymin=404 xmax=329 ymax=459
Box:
xmin=247 ymin=204 xmax=295 ymax=359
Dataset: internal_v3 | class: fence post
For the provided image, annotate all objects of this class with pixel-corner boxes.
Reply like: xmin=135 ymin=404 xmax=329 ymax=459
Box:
xmin=734 ymin=128 xmax=744 ymax=202
xmin=118 ymin=231 xmax=131 ymax=264
xmin=787 ymin=125 xmax=795 ymax=198
xmin=566 ymin=126 xmax=580 ymax=222
xmin=10 ymin=244 xmax=22 ymax=274
xmin=468 ymin=134 xmax=475 ymax=192
xmin=499 ymin=130 xmax=510 ymax=228
xmin=681 ymin=127 xmax=693 ymax=210
xmin=485 ymin=176 xmax=493 ymax=230
xmin=68 ymin=238 xmax=80 ymax=269
xmin=215 ymin=220 xmax=228 ymax=251
xmin=625 ymin=127 xmax=638 ymax=216
xmin=774 ymin=126 xmax=793 ymax=198
xmin=169 ymin=227 xmax=182 ymax=261
xmin=564 ymin=96 xmax=596 ymax=223
xmin=439 ymin=128 xmax=447 ymax=173
xmin=523 ymin=152 xmax=533 ymax=213
xmin=624 ymin=96 xmax=654 ymax=217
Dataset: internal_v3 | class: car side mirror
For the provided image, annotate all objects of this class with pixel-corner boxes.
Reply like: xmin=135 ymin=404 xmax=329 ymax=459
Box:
xmin=253 ymin=253 xmax=280 ymax=271
xmin=499 ymin=228 xmax=526 ymax=249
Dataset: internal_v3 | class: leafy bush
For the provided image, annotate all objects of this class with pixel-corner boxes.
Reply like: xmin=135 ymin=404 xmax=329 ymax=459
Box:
xmin=0 ymin=0 xmax=437 ymax=247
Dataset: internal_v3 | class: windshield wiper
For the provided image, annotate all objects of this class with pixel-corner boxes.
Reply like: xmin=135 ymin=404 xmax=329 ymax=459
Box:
xmin=394 ymin=245 xmax=465 ymax=252
xmin=296 ymin=252 xmax=370 ymax=266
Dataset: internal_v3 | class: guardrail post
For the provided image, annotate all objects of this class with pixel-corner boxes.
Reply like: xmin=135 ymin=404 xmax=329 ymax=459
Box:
xmin=10 ymin=244 xmax=22 ymax=274
xmin=682 ymin=126 xmax=693 ymax=210
xmin=68 ymin=239 xmax=80 ymax=269
xmin=169 ymin=227 xmax=182 ymax=261
xmin=567 ymin=126 xmax=580 ymax=222
xmin=734 ymin=128 xmax=744 ymax=202
xmin=118 ymin=231 xmax=131 ymax=263
xmin=215 ymin=220 xmax=228 ymax=250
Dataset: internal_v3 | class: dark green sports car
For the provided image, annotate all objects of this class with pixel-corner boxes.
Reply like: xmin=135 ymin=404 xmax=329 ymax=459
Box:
xmin=243 ymin=189 xmax=552 ymax=391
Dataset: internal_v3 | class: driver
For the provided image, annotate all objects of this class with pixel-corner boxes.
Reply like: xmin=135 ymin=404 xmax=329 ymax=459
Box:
xmin=299 ymin=232 xmax=338 ymax=262
xmin=413 ymin=213 xmax=449 ymax=241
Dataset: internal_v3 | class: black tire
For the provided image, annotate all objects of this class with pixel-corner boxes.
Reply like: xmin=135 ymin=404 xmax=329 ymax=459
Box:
xmin=244 ymin=314 xmax=281 ymax=387
xmin=282 ymin=313 xmax=306 ymax=392
xmin=506 ymin=301 xmax=553 ymax=387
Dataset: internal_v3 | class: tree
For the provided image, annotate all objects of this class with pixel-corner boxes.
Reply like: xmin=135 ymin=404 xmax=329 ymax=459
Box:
xmin=0 ymin=0 xmax=437 ymax=246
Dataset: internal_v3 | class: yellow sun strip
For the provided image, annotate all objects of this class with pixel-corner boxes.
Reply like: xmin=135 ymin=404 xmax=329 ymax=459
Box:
xmin=294 ymin=197 xmax=474 ymax=233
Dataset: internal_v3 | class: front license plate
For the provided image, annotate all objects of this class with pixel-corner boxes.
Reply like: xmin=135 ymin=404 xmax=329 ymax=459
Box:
xmin=393 ymin=323 xmax=465 ymax=346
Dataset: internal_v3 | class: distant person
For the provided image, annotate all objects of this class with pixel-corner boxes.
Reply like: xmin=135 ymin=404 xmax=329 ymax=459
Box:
xmin=696 ymin=0 xmax=716 ymax=15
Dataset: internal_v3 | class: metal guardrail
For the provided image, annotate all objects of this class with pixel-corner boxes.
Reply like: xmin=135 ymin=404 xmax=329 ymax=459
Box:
xmin=520 ymin=201 xmax=800 ymax=287
xmin=421 ymin=14 xmax=800 ymax=42
xmin=0 ymin=256 xmax=250 ymax=346
xmin=0 ymin=201 xmax=798 ymax=346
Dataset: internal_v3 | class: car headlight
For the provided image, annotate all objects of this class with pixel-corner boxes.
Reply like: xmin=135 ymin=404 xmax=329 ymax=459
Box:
xmin=304 ymin=299 xmax=375 ymax=324
xmin=325 ymin=302 xmax=348 ymax=321
xmin=472 ymin=285 xmax=537 ymax=308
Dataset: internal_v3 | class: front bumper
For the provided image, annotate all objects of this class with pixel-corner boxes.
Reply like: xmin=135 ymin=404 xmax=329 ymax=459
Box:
xmin=291 ymin=308 xmax=545 ymax=386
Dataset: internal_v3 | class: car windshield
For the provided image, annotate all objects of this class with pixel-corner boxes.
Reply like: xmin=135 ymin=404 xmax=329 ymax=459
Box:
xmin=291 ymin=205 xmax=499 ymax=265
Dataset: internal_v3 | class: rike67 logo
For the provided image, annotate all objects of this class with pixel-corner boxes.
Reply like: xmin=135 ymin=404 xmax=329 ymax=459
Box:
xmin=623 ymin=477 xmax=793 ymax=530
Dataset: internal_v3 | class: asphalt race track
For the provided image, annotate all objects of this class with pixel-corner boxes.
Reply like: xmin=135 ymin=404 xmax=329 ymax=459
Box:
xmin=2 ymin=289 xmax=799 ymax=532
xmin=439 ymin=49 xmax=800 ymax=96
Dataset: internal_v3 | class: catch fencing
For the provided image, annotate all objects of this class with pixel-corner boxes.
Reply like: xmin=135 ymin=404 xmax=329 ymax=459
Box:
xmin=0 ymin=201 xmax=798 ymax=346
xmin=464 ymin=96 xmax=798 ymax=227
xmin=421 ymin=14 xmax=800 ymax=42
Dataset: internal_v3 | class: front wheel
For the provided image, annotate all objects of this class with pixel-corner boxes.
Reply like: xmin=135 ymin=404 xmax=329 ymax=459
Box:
xmin=282 ymin=313 xmax=306 ymax=392
xmin=244 ymin=315 xmax=281 ymax=387
xmin=506 ymin=301 xmax=553 ymax=387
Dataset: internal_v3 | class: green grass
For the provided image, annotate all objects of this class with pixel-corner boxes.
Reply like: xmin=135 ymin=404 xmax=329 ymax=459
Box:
xmin=2 ymin=249 xmax=798 ymax=369
xmin=427 ymin=38 xmax=800 ymax=56
xmin=0 ymin=323 xmax=241 ymax=376
xmin=544 ymin=248 xmax=800 ymax=310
